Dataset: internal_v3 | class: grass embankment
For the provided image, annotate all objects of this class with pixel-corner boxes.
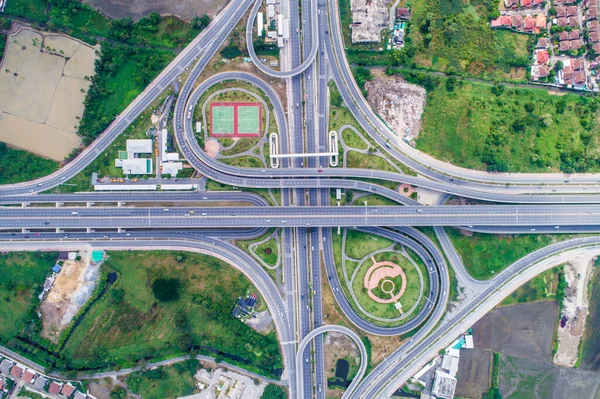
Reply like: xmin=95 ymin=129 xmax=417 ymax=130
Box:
xmin=252 ymin=238 xmax=279 ymax=266
xmin=445 ymin=229 xmax=577 ymax=280
xmin=0 ymin=143 xmax=59 ymax=184
xmin=0 ymin=251 xmax=281 ymax=378
xmin=126 ymin=359 xmax=199 ymax=399
xmin=500 ymin=266 xmax=563 ymax=306
xmin=416 ymin=79 xmax=600 ymax=173
xmin=0 ymin=252 xmax=57 ymax=343
xmin=61 ymin=251 xmax=282 ymax=378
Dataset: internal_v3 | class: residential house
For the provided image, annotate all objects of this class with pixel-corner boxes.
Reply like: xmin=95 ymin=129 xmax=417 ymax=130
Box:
xmin=535 ymin=13 xmax=547 ymax=31
xmin=73 ymin=392 xmax=87 ymax=399
xmin=567 ymin=5 xmax=578 ymax=16
xmin=61 ymin=383 xmax=76 ymax=398
xmin=524 ymin=15 xmax=536 ymax=31
xmin=0 ymin=380 xmax=5 ymax=392
xmin=555 ymin=0 xmax=565 ymax=4
xmin=594 ymin=42 xmax=600 ymax=52
xmin=513 ymin=15 xmax=524 ymax=29
xmin=589 ymin=20 xmax=600 ymax=29
xmin=536 ymin=49 xmax=550 ymax=63
xmin=537 ymin=37 xmax=550 ymax=47
xmin=9 ymin=365 xmax=22 ymax=379
xmin=588 ymin=6 xmax=598 ymax=19
xmin=48 ymin=382 xmax=62 ymax=396
xmin=561 ymin=65 xmax=574 ymax=84
xmin=532 ymin=64 xmax=551 ymax=79
xmin=589 ymin=0 xmax=599 ymax=7
xmin=521 ymin=0 xmax=533 ymax=6
xmin=0 ymin=359 xmax=13 ymax=375
xmin=21 ymin=369 xmax=36 ymax=384
xmin=557 ymin=6 xmax=567 ymax=17
xmin=574 ymin=70 xmax=586 ymax=87
xmin=557 ymin=17 xmax=568 ymax=26
xmin=559 ymin=40 xmax=571 ymax=51
xmin=591 ymin=30 xmax=600 ymax=41
xmin=33 ymin=376 xmax=47 ymax=391
xmin=570 ymin=29 xmax=581 ymax=39
xmin=569 ymin=16 xmax=579 ymax=26
xmin=396 ymin=7 xmax=410 ymax=20
xmin=505 ymin=0 xmax=519 ymax=8
xmin=570 ymin=38 xmax=583 ymax=49
xmin=559 ymin=30 xmax=570 ymax=40
xmin=572 ymin=58 xmax=585 ymax=70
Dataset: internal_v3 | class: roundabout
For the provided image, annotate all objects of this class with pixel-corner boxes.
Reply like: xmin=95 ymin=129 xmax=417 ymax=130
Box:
xmin=364 ymin=259 xmax=407 ymax=304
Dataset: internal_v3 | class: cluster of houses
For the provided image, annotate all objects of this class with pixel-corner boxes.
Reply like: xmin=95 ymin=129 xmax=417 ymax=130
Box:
xmin=391 ymin=7 xmax=411 ymax=49
xmin=256 ymin=0 xmax=290 ymax=49
xmin=0 ymin=357 xmax=90 ymax=399
xmin=491 ymin=0 xmax=599 ymax=90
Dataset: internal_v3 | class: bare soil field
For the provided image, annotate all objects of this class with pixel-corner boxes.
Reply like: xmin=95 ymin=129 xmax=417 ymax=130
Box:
xmin=40 ymin=251 xmax=101 ymax=343
xmin=351 ymin=0 xmax=389 ymax=43
xmin=499 ymin=354 xmax=600 ymax=399
xmin=472 ymin=312 xmax=493 ymax=350
xmin=365 ymin=73 xmax=426 ymax=141
xmin=491 ymin=301 xmax=558 ymax=363
xmin=455 ymin=348 xmax=492 ymax=399
xmin=554 ymin=255 xmax=594 ymax=367
xmin=582 ymin=267 xmax=600 ymax=371
xmin=0 ymin=27 xmax=98 ymax=160
xmin=83 ymin=0 xmax=230 ymax=21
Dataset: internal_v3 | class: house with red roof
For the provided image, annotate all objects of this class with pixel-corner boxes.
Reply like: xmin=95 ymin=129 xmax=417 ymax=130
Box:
xmin=570 ymin=38 xmax=583 ymax=49
xmin=21 ymin=369 xmax=36 ymax=384
xmin=524 ymin=15 xmax=535 ymax=31
xmin=557 ymin=6 xmax=567 ymax=17
xmin=505 ymin=0 xmax=519 ymax=7
xmin=48 ymin=381 xmax=62 ymax=395
xmin=536 ymin=49 xmax=549 ymax=63
xmin=557 ymin=17 xmax=568 ymax=26
xmin=537 ymin=37 xmax=549 ymax=48
xmin=559 ymin=40 xmax=571 ymax=51
xmin=9 ymin=365 xmax=22 ymax=379
xmin=521 ymin=0 xmax=533 ymax=6
xmin=61 ymin=383 xmax=76 ymax=398
xmin=512 ymin=15 xmax=524 ymax=29
xmin=588 ymin=7 xmax=598 ymax=19
xmin=594 ymin=43 xmax=600 ymax=52
xmin=591 ymin=30 xmax=600 ymax=42
xmin=567 ymin=6 xmax=578 ymax=16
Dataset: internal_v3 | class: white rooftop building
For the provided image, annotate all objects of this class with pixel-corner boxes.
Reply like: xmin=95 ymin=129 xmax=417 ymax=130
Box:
xmin=441 ymin=354 xmax=460 ymax=377
xmin=121 ymin=158 xmax=153 ymax=175
xmin=431 ymin=370 xmax=457 ymax=399
xmin=277 ymin=14 xmax=284 ymax=35
xmin=126 ymin=139 xmax=153 ymax=154
xmin=267 ymin=4 xmax=275 ymax=18
xmin=257 ymin=12 xmax=264 ymax=36
xmin=162 ymin=162 xmax=183 ymax=177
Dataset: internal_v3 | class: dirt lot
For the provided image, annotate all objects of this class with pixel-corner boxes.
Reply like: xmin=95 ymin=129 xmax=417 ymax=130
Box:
xmin=491 ymin=301 xmax=558 ymax=363
xmin=351 ymin=0 xmax=390 ymax=43
xmin=455 ymin=348 xmax=492 ymax=399
xmin=499 ymin=354 xmax=600 ymax=399
xmin=472 ymin=312 xmax=493 ymax=350
xmin=554 ymin=255 xmax=594 ymax=367
xmin=40 ymin=251 xmax=101 ymax=343
xmin=582 ymin=267 xmax=600 ymax=371
xmin=0 ymin=27 xmax=98 ymax=160
xmin=365 ymin=73 xmax=426 ymax=141
xmin=83 ymin=0 xmax=230 ymax=21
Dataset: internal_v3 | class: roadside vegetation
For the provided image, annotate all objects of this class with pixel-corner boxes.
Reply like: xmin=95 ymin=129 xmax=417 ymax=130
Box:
xmin=446 ymin=229 xmax=580 ymax=280
xmin=126 ymin=359 xmax=199 ymax=399
xmin=0 ymin=251 xmax=282 ymax=378
xmin=0 ymin=142 xmax=59 ymax=184
xmin=581 ymin=264 xmax=600 ymax=370
xmin=262 ymin=384 xmax=288 ymax=399
xmin=500 ymin=266 xmax=564 ymax=306
xmin=410 ymin=75 xmax=600 ymax=173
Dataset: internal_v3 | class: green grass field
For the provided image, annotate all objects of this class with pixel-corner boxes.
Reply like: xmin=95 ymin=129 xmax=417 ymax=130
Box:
xmin=61 ymin=251 xmax=282 ymax=377
xmin=0 ymin=252 xmax=57 ymax=342
xmin=345 ymin=230 xmax=393 ymax=260
xmin=500 ymin=267 xmax=561 ymax=306
xmin=127 ymin=360 xmax=198 ymax=399
xmin=446 ymin=229 xmax=571 ymax=280
xmin=0 ymin=143 xmax=59 ymax=184
xmin=341 ymin=128 xmax=368 ymax=151
xmin=416 ymin=79 xmax=600 ymax=173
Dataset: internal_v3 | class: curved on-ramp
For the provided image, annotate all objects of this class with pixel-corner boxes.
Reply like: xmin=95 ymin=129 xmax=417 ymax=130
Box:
xmin=295 ymin=325 xmax=367 ymax=399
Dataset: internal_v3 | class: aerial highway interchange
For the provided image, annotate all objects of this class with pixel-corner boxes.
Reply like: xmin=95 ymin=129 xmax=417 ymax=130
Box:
xmin=2 ymin=0 xmax=600 ymax=398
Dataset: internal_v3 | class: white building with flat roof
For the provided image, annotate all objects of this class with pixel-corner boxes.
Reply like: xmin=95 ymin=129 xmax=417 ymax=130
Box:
xmin=121 ymin=158 xmax=153 ymax=175
xmin=257 ymin=12 xmax=264 ymax=36
xmin=277 ymin=14 xmax=284 ymax=35
xmin=431 ymin=370 xmax=457 ymax=399
xmin=162 ymin=162 xmax=183 ymax=176
xmin=126 ymin=139 xmax=153 ymax=154
xmin=267 ymin=4 xmax=275 ymax=18
xmin=283 ymin=18 xmax=290 ymax=39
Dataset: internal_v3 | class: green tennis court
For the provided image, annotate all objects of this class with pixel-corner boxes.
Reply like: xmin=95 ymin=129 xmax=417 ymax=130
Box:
xmin=237 ymin=105 xmax=261 ymax=134
xmin=211 ymin=105 xmax=235 ymax=134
